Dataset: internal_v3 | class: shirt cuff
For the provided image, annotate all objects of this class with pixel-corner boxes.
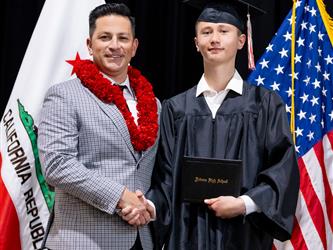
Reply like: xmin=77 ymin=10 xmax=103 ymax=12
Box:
xmin=239 ymin=195 xmax=261 ymax=215
xmin=146 ymin=199 xmax=156 ymax=221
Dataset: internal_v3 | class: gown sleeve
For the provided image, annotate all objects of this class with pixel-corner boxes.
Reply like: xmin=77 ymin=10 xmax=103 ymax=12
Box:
xmin=147 ymin=99 xmax=175 ymax=249
xmin=245 ymin=90 xmax=300 ymax=241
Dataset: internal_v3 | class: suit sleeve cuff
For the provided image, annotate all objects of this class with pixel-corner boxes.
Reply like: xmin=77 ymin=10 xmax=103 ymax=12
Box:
xmin=110 ymin=185 xmax=126 ymax=215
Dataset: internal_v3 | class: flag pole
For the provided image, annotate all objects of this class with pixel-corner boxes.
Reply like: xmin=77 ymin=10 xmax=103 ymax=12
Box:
xmin=290 ymin=0 xmax=297 ymax=144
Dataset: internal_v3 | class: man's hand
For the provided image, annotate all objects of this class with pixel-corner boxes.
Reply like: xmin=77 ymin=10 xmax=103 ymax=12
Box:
xmin=117 ymin=188 xmax=144 ymax=210
xmin=117 ymin=188 xmax=154 ymax=226
xmin=117 ymin=188 xmax=146 ymax=226
xmin=204 ymin=196 xmax=246 ymax=219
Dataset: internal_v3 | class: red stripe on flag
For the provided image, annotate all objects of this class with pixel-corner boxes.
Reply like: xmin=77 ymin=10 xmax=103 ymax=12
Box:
xmin=313 ymin=139 xmax=333 ymax=232
xmin=272 ymin=244 xmax=277 ymax=250
xmin=290 ymin=215 xmax=308 ymax=250
xmin=0 ymin=153 xmax=22 ymax=250
xmin=298 ymin=157 xmax=327 ymax=250
xmin=326 ymin=131 xmax=333 ymax=149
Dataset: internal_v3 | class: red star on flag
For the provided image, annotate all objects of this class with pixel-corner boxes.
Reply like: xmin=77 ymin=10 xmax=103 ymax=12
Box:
xmin=66 ymin=52 xmax=82 ymax=75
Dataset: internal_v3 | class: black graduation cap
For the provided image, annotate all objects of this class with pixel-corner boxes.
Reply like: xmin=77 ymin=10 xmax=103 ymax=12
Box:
xmin=184 ymin=0 xmax=265 ymax=32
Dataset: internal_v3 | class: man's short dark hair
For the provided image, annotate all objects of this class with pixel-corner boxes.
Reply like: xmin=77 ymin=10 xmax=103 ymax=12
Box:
xmin=89 ymin=3 xmax=135 ymax=37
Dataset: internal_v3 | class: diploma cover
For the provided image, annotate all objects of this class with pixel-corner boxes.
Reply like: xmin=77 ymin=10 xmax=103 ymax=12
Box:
xmin=181 ymin=156 xmax=242 ymax=203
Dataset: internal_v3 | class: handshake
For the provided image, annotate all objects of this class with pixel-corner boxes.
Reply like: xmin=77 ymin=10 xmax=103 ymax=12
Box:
xmin=117 ymin=188 xmax=155 ymax=227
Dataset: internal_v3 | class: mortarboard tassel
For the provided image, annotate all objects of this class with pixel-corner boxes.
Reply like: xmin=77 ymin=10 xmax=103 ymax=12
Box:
xmin=247 ymin=12 xmax=256 ymax=70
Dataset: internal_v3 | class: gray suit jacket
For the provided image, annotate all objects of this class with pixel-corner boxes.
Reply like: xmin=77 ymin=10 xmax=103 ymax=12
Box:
xmin=38 ymin=78 xmax=160 ymax=250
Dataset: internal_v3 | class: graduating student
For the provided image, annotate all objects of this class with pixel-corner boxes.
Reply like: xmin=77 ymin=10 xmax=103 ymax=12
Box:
xmin=148 ymin=0 xmax=300 ymax=249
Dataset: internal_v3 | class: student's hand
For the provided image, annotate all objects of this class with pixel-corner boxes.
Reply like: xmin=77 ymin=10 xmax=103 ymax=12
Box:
xmin=120 ymin=206 xmax=150 ymax=226
xmin=204 ymin=196 xmax=246 ymax=219
xmin=135 ymin=190 xmax=156 ymax=220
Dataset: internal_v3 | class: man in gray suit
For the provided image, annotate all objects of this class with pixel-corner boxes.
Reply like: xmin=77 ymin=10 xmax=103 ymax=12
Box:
xmin=38 ymin=3 xmax=160 ymax=249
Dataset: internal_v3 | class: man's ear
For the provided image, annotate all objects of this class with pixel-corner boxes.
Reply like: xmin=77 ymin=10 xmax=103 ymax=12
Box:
xmin=87 ymin=38 xmax=93 ymax=55
xmin=131 ymin=38 xmax=139 ymax=57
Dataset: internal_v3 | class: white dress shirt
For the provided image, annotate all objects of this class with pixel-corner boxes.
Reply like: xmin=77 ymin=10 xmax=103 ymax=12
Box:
xmin=196 ymin=71 xmax=260 ymax=215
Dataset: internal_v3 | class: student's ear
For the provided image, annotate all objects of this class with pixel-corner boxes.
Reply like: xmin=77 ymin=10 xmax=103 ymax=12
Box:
xmin=194 ymin=37 xmax=200 ymax=52
xmin=238 ymin=34 xmax=246 ymax=50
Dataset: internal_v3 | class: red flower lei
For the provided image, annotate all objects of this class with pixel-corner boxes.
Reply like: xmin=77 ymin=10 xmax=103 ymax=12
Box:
xmin=70 ymin=58 xmax=158 ymax=152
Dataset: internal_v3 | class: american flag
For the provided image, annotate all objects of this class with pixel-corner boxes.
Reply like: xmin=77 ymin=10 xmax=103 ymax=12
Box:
xmin=248 ymin=0 xmax=333 ymax=249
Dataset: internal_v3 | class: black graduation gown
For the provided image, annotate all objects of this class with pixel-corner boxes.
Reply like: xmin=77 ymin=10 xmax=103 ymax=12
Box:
xmin=148 ymin=82 xmax=300 ymax=250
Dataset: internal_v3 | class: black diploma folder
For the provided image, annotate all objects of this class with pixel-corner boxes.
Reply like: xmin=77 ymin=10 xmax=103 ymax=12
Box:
xmin=181 ymin=156 xmax=242 ymax=203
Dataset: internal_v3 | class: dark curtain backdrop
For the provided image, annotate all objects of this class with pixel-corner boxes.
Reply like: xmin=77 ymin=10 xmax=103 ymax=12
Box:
xmin=1 ymin=0 xmax=332 ymax=115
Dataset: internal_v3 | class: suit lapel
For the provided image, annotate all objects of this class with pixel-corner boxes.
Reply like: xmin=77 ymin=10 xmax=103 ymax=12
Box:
xmin=82 ymin=85 xmax=138 ymax=159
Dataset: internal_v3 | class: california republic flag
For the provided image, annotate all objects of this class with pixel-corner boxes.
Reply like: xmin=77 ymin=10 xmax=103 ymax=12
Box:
xmin=0 ymin=0 xmax=105 ymax=249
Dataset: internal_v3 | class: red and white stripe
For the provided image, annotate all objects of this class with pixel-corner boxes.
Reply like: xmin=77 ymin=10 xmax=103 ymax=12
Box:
xmin=0 ymin=153 xmax=21 ymax=250
xmin=275 ymin=131 xmax=333 ymax=250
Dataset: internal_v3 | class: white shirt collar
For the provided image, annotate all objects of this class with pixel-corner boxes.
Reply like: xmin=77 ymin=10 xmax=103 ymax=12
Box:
xmin=102 ymin=73 xmax=135 ymax=98
xmin=195 ymin=70 xmax=243 ymax=97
